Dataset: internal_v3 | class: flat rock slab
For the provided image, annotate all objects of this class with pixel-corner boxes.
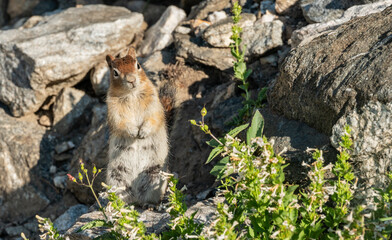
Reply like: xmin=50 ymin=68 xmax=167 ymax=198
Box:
xmin=270 ymin=6 xmax=392 ymax=199
xmin=0 ymin=5 xmax=143 ymax=117
xmin=65 ymin=197 xmax=219 ymax=239
xmin=175 ymin=33 xmax=234 ymax=71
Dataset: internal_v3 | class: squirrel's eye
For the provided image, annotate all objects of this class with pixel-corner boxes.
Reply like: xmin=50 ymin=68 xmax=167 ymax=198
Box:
xmin=137 ymin=63 xmax=141 ymax=70
xmin=113 ymin=69 xmax=119 ymax=77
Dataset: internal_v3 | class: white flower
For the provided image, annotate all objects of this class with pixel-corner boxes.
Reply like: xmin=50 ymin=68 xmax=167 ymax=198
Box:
xmin=346 ymin=211 xmax=354 ymax=223
xmin=241 ymin=146 xmax=247 ymax=152
xmin=271 ymin=168 xmax=277 ymax=174
xmin=270 ymin=230 xmax=280 ymax=239
xmin=282 ymin=220 xmax=289 ymax=227
xmin=267 ymin=207 xmax=276 ymax=213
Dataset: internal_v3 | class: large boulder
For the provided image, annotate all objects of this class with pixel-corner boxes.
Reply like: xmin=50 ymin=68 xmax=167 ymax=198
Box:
xmin=0 ymin=106 xmax=54 ymax=222
xmin=292 ymin=0 xmax=392 ymax=46
xmin=0 ymin=5 xmax=144 ymax=117
xmin=269 ymin=6 xmax=392 ymax=200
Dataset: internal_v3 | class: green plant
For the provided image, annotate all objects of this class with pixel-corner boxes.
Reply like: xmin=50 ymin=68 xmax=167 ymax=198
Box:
xmin=229 ymin=1 xmax=267 ymax=125
xmin=367 ymin=172 xmax=392 ymax=239
xmin=67 ymin=160 xmax=103 ymax=209
xmin=161 ymin=177 xmax=204 ymax=239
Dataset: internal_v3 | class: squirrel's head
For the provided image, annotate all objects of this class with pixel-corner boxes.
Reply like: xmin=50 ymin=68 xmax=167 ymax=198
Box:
xmin=106 ymin=48 xmax=144 ymax=90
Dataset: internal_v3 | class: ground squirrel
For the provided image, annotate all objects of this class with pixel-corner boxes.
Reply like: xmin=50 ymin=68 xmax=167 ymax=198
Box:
xmin=105 ymin=48 xmax=168 ymax=205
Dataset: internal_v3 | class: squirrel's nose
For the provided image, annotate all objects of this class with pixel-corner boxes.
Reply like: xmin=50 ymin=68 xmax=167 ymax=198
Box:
xmin=125 ymin=75 xmax=136 ymax=83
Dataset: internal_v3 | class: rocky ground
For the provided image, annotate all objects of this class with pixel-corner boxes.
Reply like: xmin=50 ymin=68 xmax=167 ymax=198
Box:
xmin=0 ymin=0 xmax=391 ymax=239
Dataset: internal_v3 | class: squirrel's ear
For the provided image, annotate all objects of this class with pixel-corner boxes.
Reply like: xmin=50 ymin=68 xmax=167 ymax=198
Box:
xmin=127 ymin=47 xmax=136 ymax=58
xmin=106 ymin=55 xmax=114 ymax=66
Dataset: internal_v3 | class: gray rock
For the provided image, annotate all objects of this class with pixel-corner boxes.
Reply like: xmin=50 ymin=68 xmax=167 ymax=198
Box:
xmin=65 ymin=197 xmax=220 ymax=239
xmin=122 ymin=0 xmax=167 ymax=26
xmin=7 ymin=0 xmax=39 ymax=20
xmin=65 ymin=211 xmax=107 ymax=240
xmin=202 ymin=14 xmax=283 ymax=57
xmin=53 ymin=153 xmax=73 ymax=162
xmin=55 ymin=141 xmax=75 ymax=154
xmin=5 ymin=225 xmax=29 ymax=237
xmin=0 ymin=0 xmax=6 ymax=27
xmin=90 ymin=62 xmax=110 ymax=97
xmin=54 ymin=204 xmax=89 ymax=232
xmin=138 ymin=6 xmax=186 ymax=56
xmin=292 ymin=0 xmax=392 ymax=46
xmin=67 ymin=104 xmax=108 ymax=204
xmin=300 ymin=0 xmax=351 ymax=23
xmin=260 ymin=0 xmax=276 ymax=14
xmin=23 ymin=219 xmax=38 ymax=233
xmin=275 ymin=0 xmax=300 ymax=14
xmin=175 ymin=25 xmax=192 ymax=35
xmin=202 ymin=13 xmax=256 ymax=48
xmin=196 ymin=189 xmax=213 ymax=200
xmin=331 ymin=101 xmax=392 ymax=202
xmin=53 ymin=175 xmax=68 ymax=189
xmin=49 ymin=165 xmax=57 ymax=174
xmin=0 ymin=106 xmax=53 ymax=222
xmin=0 ymin=5 xmax=144 ymax=117
xmin=52 ymin=88 xmax=98 ymax=135
xmin=261 ymin=106 xmax=337 ymax=184
xmin=138 ymin=50 xmax=175 ymax=75
xmin=269 ymin=6 xmax=392 ymax=200
xmin=175 ymin=33 xmax=234 ymax=71
xmin=187 ymin=0 xmax=230 ymax=20
xmin=207 ymin=11 xmax=227 ymax=23
xmin=242 ymin=19 xmax=283 ymax=57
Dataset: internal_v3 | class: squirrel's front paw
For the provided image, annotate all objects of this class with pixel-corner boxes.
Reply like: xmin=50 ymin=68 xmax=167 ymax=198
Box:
xmin=128 ymin=126 xmax=139 ymax=138
xmin=137 ymin=126 xmax=151 ymax=139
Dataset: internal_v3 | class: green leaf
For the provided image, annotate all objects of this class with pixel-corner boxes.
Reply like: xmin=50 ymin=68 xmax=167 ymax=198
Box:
xmin=246 ymin=110 xmax=264 ymax=145
xmin=248 ymin=226 xmax=255 ymax=238
xmin=210 ymin=157 xmax=229 ymax=177
xmin=206 ymin=147 xmax=224 ymax=164
xmin=238 ymin=84 xmax=246 ymax=91
xmin=237 ymin=62 xmax=246 ymax=75
xmin=234 ymin=71 xmax=243 ymax=80
xmin=244 ymin=69 xmax=252 ymax=80
xmin=227 ymin=123 xmax=249 ymax=137
xmin=380 ymin=216 xmax=392 ymax=221
xmin=206 ymin=138 xmax=221 ymax=148
xmin=93 ymin=232 xmax=119 ymax=240
xmin=79 ymin=220 xmax=109 ymax=232
xmin=257 ymin=87 xmax=268 ymax=102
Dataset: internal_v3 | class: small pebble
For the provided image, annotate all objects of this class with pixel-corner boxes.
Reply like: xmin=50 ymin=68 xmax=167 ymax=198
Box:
xmin=49 ymin=165 xmax=57 ymax=174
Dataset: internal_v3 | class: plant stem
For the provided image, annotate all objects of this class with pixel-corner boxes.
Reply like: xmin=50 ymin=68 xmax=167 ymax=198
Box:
xmin=208 ymin=131 xmax=224 ymax=146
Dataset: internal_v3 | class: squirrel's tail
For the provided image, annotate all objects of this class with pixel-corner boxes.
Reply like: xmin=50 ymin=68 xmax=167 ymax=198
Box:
xmin=159 ymin=75 xmax=177 ymax=129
